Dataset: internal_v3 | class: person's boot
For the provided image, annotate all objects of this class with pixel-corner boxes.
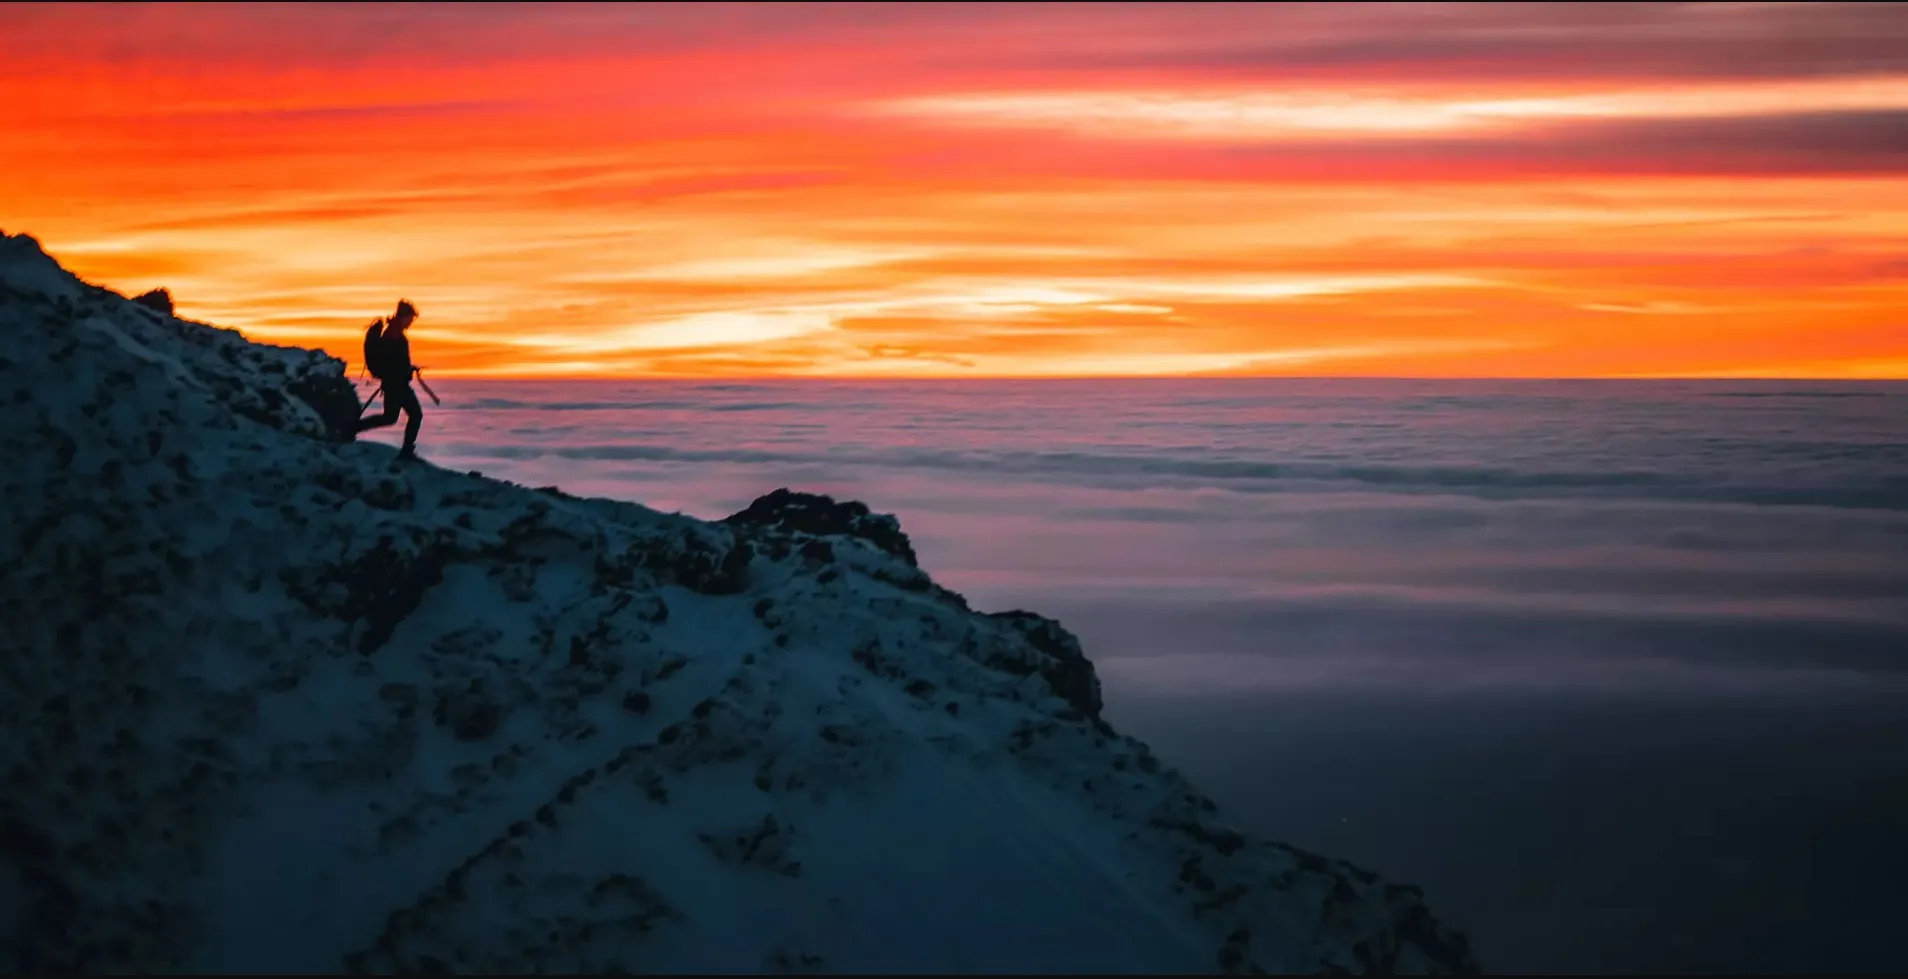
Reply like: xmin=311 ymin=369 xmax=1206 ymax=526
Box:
xmin=396 ymin=444 xmax=418 ymax=462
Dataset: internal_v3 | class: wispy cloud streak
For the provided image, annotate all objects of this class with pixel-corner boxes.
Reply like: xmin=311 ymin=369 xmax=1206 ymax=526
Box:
xmin=2 ymin=1 xmax=1905 ymax=377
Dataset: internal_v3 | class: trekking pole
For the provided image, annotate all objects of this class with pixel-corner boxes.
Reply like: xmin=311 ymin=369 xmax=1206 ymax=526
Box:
xmin=360 ymin=383 xmax=384 ymax=415
xmin=414 ymin=367 xmax=441 ymax=406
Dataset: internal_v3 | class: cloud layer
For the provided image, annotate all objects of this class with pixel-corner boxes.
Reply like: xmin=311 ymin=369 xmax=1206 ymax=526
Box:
xmin=397 ymin=375 xmax=1908 ymax=692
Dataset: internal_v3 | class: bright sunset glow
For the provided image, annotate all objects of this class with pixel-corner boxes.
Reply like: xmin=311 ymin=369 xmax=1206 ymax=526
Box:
xmin=3 ymin=1 xmax=1905 ymax=378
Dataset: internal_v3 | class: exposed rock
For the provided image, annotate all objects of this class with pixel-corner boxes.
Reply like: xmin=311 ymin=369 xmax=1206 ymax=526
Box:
xmin=131 ymin=288 xmax=174 ymax=316
xmin=986 ymin=609 xmax=1104 ymax=720
xmin=723 ymin=488 xmax=918 ymax=567
xmin=285 ymin=368 xmax=363 ymax=443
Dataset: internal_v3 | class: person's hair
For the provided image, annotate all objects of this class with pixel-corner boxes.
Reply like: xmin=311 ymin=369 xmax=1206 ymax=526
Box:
xmin=394 ymin=299 xmax=418 ymax=321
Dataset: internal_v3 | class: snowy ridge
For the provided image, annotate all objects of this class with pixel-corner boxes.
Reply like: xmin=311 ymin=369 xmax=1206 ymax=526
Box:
xmin=0 ymin=230 xmax=1478 ymax=975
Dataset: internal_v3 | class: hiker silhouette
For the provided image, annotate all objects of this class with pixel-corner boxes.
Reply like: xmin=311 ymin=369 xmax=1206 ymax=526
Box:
xmin=354 ymin=299 xmax=437 ymax=460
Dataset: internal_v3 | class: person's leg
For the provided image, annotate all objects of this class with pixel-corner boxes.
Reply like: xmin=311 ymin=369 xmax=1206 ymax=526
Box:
xmin=353 ymin=387 xmax=400 ymax=433
xmin=393 ymin=384 xmax=424 ymax=456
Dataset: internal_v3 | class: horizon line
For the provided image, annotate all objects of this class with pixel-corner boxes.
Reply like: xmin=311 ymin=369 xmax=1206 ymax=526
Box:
xmin=395 ymin=371 xmax=1908 ymax=383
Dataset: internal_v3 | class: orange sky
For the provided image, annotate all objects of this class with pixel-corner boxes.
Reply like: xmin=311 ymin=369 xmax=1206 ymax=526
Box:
xmin=4 ymin=1 xmax=1906 ymax=379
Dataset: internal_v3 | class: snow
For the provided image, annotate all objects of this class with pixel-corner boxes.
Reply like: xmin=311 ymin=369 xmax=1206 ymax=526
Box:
xmin=0 ymin=230 xmax=1478 ymax=974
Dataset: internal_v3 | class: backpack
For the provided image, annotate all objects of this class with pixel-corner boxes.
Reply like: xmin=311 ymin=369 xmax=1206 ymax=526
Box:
xmin=363 ymin=319 xmax=401 ymax=381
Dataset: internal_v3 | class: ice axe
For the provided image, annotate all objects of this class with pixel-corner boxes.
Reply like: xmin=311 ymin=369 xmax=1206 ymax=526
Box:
xmin=414 ymin=367 xmax=441 ymax=406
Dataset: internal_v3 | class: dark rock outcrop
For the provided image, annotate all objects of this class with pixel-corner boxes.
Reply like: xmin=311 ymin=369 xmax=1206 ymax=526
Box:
xmin=986 ymin=609 xmax=1104 ymax=720
xmin=719 ymin=489 xmax=1101 ymax=720
xmin=605 ymin=527 xmax=753 ymax=596
xmin=132 ymin=288 xmax=174 ymax=316
xmin=722 ymin=488 xmax=918 ymax=567
xmin=286 ymin=369 xmax=363 ymax=443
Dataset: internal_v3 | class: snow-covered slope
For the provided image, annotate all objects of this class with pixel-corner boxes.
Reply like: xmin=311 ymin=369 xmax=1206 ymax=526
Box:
xmin=0 ymin=230 xmax=1479 ymax=975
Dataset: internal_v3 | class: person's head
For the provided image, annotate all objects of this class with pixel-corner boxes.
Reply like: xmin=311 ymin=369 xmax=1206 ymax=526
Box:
xmin=390 ymin=299 xmax=418 ymax=331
